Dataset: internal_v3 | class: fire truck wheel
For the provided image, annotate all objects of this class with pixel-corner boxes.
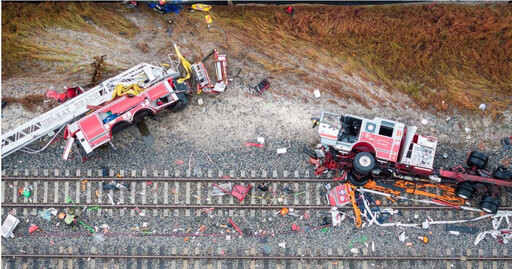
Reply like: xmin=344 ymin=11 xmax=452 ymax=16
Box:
xmin=353 ymin=152 xmax=376 ymax=174
xmin=492 ymin=166 xmax=512 ymax=180
xmin=347 ymin=172 xmax=369 ymax=187
xmin=479 ymin=195 xmax=500 ymax=214
xmin=454 ymin=182 xmax=475 ymax=200
xmin=467 ymin=151 xmax=488 ymax=170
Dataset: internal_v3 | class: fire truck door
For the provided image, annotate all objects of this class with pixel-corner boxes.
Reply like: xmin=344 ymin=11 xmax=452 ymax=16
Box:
xmin=77 ymin=115 xmax=110 ymax=152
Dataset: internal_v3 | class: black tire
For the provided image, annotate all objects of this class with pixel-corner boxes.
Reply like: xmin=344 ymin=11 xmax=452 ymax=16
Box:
xmin=492 ymin=166 xmax=512 ymax=180
xmin=479 ymin=195 xmax=500 ymax=214
xmin=347 ymin=172 xmax=369 ymax=187
xmin=455 ymin=182 xmax=475 ymax=200
xmin=353 ymin=152 xmax=376 ymax=175
xmin=467 ymin=151 xmax=488 ymax=170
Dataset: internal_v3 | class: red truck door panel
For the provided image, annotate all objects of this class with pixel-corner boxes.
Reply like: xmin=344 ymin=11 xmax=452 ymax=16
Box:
xmin=77 ymin=115 xmax=110 ymax=147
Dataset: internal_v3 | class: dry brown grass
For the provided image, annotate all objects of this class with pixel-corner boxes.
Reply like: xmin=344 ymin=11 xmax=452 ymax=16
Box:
xmin=3 ymin=95 xmax=49 ymax=111
xmin=180 ymin=3 xmax=512 ymax=114
xmin=2 ymin=2 xmax=137 ymax=77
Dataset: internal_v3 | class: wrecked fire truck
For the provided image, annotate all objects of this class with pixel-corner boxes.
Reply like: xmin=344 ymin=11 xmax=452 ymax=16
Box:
xmin=307 ymin=112 xmax=512 ymax=214
xmin=1 ymin=45 xmax=228 ymax=160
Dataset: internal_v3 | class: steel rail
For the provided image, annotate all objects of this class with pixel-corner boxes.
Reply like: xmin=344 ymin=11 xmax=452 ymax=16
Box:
xmin=2 ymin=203 xmax=511 ymax=211
xmin=1 ymin=177 xmax=333 ymax=182
xmin=3 ymin=254 xmax=512 ymax=261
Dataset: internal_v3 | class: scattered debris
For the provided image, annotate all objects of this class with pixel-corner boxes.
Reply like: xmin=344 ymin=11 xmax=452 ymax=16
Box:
xmin=1 ymin=214 xmax=20 ymax=238
xmin=254 ymin=78 xmax=270 ymax=95
xmin=28 ymin=224 xmax=39 ymax=234
xmin=331 ymin=207 xmax=342 ymax=226
xmin=284 ymin=5 xmax=295 ymax=17
xmin=399 ymin=231 xmax=407 ymax=242
xmin=198 ymin=98 xmax=204 ymax=105
xmin=276 ymin=148 xmax=287 ymax=154
xmin=418 ymin=236 xmax=429 ymax=244
xmin=445 ymin=225 xmax=478 ymax=234
xmin=257 ymin=137 xmax=265 ymax=144
xmin=103 ymin=181 xmax=129 ymax=190
xmin=245 ymin=142 xmax=264 ymax=148
xmin=478 ymin=103 xmax=487 ymax=111
xmin=280 ymin=207 xmax=289 ymax=216
xmin=278 ymin=242 xmax=286 ymax=248
xmin=313 ymin=90 xmax=321 ymax=98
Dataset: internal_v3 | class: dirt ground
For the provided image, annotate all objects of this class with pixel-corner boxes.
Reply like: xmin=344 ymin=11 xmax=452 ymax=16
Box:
xmin=1 ymin=4 xmax=511 ymax=165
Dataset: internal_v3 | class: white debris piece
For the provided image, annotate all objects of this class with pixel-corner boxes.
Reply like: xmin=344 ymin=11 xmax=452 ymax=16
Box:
xmin=257 ymin=137 xmax=265 ymax=144
xmin=350 ymin=248 xmax=359 ymax=254
xmin=479 ymin=103 xmax=487 ymax=111
xmin=313 ymin=90 xmax=321 ymax=98
xmin=331 ymin=207 xmax=342 ymax=227
xmin=421 ymin=220 xmax=430 ymax=229
xmin=449 ymin=231 xmax=460 ymax=235
xmin=465 ymin=128 xmax=471 ymax=133
xmin=421 ymin=119 xmax=428 ymax=125
xmin=198 ymin=98 xmax=203 ymax=105
xmin=278 ymin=242 xmax=286 ymax=248
xmin=276 ymin=148 xmax=287 ymax=154
xmin=399 ymin=231 xmax=408 ymax=242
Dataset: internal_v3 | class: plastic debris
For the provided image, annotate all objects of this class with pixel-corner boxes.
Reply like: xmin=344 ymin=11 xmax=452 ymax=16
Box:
xmin=418 ymin=236 xmax=429 ymax=244
xmin=103 ymin=181 xmax=129 ymax=190
xmin=228 ymin=219 xmax=243 ymax=235
xmin=176 ymin=160 xmax=185 ymax=165
xmin=28 ymin=225 xmax=39 ymax=234
xmin=198 ymin=98 xmax=204 ymax=105
xmin=278 ymin=242 xmax=286 ymax=249
xmin=421 ymin=219 xmax=430 ymax=229
xmin=465 ymin=128 xmax=471 ymax=133
xmin=38 ymin=210 xmax=52 ymax=221
xmin=280 ymin=207 xmax=289 ymax=216
xmin=350 ymin=248 xmax=359 ymax=254
xmin=314 ymin=90 xmax=321 ymax=98
xmin=449 ymin=231 xmax=460 ymax=235
xmin=257 ymin=137 xmax=265 ymax=144
xmin=19 ymin=188 xmax=31 ymax=198
xmin=245 ymin=142 xmax=264 ymax=148
xmin=421 ymin=119 xmax=428 ymax=125
xmin=479 ymin=103 xmax=487 ymax=111
xmin=443 ymin=153 xmax=448 ymax=158
xmin=331 ymin=207 xmax=342 ymax=227
xmin=399 ymin=232 xmax=407 ymax=242
xmin=1 ymin=214 xmax=20 ymax=238
xmin=291 ymin=224 xmax=300 ymax=231
xmin=276 ymin=148 xmax=287 ymax=154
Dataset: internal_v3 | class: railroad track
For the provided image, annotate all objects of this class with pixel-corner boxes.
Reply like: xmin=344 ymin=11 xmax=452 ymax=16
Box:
xmin=2 ymin=176 xmax=511 ymax=218
xmin=1 ymin=248 xmax=511 ymax=269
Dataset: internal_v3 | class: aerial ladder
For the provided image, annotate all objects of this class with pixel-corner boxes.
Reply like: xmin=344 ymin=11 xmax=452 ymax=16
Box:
xmin=1 ymin=62 xmax=180 ymax=158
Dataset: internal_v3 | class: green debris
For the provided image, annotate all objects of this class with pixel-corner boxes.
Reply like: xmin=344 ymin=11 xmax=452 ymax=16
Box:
xmin=348 ymin=235 xmax=368 ymax=248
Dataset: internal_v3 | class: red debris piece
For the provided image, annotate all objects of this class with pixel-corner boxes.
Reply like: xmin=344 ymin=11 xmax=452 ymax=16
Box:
xmin=245 ymin=142 xmax=264 ymax=148
xmin=222 ymin=175 xmax=230 ymax=179
xmin=425 ymin=3 xmax=436 ymax=10
xmin=303 ymin=212 xmax=310 ymax=220
xmin=228 ymin=218 xmax=243 ymax=235
xmin=147 ymin=181 xmax=153 ymax=185
xmin=28 ymin=225 xmax=39 ymax=234
xmin=291 ymin=224 xmax=300 ymax=231
xmin=176 ymin=160 xmax=185 ymax=165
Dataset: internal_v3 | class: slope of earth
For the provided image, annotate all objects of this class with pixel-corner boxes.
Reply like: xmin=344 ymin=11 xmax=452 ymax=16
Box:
xmin=1 ymin=3 xmax=510 ymax=172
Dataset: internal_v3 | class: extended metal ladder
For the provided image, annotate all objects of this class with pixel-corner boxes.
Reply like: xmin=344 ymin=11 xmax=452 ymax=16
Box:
xmin=1 ymin=63 xmax=171 ymax=158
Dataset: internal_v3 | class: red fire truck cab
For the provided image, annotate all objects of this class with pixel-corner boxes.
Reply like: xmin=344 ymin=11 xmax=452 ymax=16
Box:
xmin=63 ymin=77 xmax=191 ymax=159
xmin=308 ymin=111 xmax=512 ymax=214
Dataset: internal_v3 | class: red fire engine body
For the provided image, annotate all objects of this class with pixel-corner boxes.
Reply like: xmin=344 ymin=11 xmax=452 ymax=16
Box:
xmin=63 ymin=77 xmax=191 ymax=159
xmin=308 ymin=112 xmax=512 ymax=214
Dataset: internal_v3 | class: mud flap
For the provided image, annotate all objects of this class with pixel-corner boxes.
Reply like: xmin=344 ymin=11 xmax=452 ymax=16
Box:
xmin=63 ymin=137 xmax=75 ymax=160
